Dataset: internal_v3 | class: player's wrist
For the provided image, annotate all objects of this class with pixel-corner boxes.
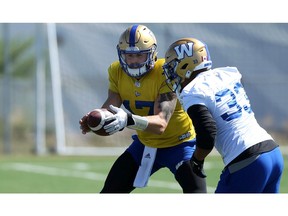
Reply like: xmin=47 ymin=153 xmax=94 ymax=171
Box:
xmin=127 ymin=113 xmax=148 ymax=131
xmin=127 ymin=113 xmax=134 ymax=126
xmin=192 ymin=154 xmax=204 ymax=164
xmin=191 ymin=154 xmax=206 ymax=178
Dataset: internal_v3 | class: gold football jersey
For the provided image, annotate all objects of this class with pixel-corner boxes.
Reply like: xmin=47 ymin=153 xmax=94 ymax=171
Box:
xmin=108 ymin=58 xmax=195 ymax=148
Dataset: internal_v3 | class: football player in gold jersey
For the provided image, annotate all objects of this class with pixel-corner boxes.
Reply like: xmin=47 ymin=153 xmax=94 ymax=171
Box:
xmin=79 ymin=24 xmax=206 ymax=193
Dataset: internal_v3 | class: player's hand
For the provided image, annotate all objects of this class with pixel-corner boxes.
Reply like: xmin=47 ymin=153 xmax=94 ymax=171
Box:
xmin=103 ymin=105 xmax=128 ymax=135
xmin=79 ymin=112 xmax=92 ymax=134
xmin=191 ymin=154 xmax=207 ymax=178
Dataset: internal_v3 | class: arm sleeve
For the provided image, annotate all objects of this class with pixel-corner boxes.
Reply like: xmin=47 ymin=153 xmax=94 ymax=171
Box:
xmin=187 ymin=104 xmax=217 ymax=150
xmin=108 ymin=63 xmax=120 ymax=93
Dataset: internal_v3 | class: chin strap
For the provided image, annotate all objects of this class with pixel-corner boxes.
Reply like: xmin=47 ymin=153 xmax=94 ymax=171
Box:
xmin=127 ymin=113 xmax=148 ymax=131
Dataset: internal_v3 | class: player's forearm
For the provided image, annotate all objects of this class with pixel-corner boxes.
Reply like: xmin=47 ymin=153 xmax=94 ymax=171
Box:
xmin=127 ymin=114 xmax=168 ymax=135
xmin=193 ymin=147 xmax=213 ymax=161
xmin=102 ymin=90 xmax=122 ymax=109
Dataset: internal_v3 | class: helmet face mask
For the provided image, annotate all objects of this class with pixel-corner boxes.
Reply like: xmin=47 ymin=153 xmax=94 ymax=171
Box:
xmin=117 ymin=25 xmax=157 ymax=78
xmin=163 ymin=58 xmax=182 ymax=92
xmin=163 ymin=38 xmax=212 ymax=92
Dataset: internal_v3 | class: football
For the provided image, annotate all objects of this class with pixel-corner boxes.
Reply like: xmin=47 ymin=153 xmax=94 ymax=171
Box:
xmin=87 ymin=108 xmax=114 ymax=136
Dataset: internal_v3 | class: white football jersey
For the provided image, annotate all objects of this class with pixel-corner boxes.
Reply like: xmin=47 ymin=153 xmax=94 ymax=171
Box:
xmin=179 ymin=67 xmax=273 ymax=165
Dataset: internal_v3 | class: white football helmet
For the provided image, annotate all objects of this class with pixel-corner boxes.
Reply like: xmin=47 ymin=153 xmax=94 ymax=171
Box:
xmin=163 ymin=37 xmax=212 ymax=92
xmin=117 ymin=24 xmax=157 ymax=78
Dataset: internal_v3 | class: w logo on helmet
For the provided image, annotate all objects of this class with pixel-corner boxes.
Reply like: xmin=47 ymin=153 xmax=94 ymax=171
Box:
xmin=173 ymin=42 xmax=194 ymax=60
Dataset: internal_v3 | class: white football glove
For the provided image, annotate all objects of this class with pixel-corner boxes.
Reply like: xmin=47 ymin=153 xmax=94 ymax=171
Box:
xmin=103 ymin=105 xmax=128 ymax=135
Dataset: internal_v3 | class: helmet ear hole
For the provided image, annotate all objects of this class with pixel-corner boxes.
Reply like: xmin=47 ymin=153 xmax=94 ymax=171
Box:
xmin=181 ymin=63 xmax=188 ymax=69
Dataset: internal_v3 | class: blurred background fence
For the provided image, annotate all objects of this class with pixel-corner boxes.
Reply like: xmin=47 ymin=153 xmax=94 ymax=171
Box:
xmin=1 ymin=23 xmax=288 ymax=156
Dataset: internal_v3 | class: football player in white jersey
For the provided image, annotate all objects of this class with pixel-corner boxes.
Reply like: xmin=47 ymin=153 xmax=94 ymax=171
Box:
xmin=163 ymin=37 xmax=284 ymax=193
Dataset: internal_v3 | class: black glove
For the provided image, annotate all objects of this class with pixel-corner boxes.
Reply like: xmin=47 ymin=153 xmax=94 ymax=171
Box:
xmin=191 ymin=155 xmax=207 ymax=178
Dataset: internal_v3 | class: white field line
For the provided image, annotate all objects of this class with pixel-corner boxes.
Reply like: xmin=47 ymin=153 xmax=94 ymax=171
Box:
xmin=1 ymin=163 xmax=216 ymax=193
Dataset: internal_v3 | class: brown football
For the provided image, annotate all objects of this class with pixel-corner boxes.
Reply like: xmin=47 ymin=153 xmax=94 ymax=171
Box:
xmin=87 ymin=108 xmax=114 ymax=136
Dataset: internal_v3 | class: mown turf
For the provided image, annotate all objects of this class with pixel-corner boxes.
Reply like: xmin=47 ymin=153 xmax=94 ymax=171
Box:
xmin=0 ymin=154 xmax=287 ymax=193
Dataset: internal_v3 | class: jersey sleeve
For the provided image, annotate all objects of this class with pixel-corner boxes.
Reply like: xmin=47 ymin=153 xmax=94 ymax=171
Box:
xmin=156 ymin=59 xmax=172 ymax=95
xmin=108 ymin=62 xmax=120 ymax=94
xmin=181 ymin=84 xmax=211 ymax=112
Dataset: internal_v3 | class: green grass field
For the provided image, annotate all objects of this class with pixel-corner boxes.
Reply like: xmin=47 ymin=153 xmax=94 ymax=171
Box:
xmin=0 ymin=154 xmax=287 ymax=193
